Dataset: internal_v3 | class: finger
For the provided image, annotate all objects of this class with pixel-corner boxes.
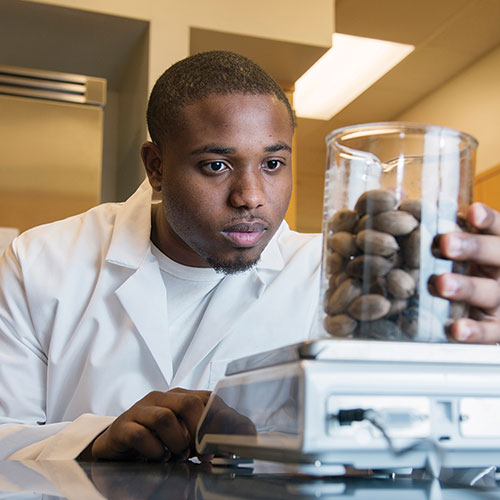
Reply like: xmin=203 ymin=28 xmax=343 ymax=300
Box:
xmin=169 ymin=388 xmax=212 ymax=405
xmin=147 ymin=391 xmax=208 ymax=452
xmin=436 ymin=232 xmax=500 ymax=267
xmin=171 ymin=394 xmax=207 ymax=452
xmin=96 ymin=420 xmax=167 ymax=460
xmin=122 ymin=421 xmax=166 ymax=460
xmin=448 ymin=317 xmax=500 ymax=344
xmin=468 ymin=203 xmax=500 ymax=235
xmin=431 ymin=273 xmax=500 ymax=310
xmin=470 ymin=262 xmax=500 ymax=280
xmin=135 ymin=406 xmax=190 ymax=456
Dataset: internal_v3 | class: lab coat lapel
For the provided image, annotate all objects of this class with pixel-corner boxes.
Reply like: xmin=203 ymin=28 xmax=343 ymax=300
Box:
xmin=105 ymin=181 xmax=173 ymax=383
xmin=114 ymin=258 xmax=173 ymax=384
xmin=171 ymin=270 xmax=265 ymax=387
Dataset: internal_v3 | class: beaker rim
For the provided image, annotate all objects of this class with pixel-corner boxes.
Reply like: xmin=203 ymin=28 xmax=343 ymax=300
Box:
xmin=326 ymin=121 xmax=478 ymax=149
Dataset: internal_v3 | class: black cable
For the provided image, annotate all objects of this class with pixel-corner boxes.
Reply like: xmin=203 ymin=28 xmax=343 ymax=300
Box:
xmin=333 ymin=408 xmax=443 ymax=459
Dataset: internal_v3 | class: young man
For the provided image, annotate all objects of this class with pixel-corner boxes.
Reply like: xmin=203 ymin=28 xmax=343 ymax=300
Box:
xmin=0 ymin=52 xmax=320 ymax=461
xmin=0 ymin=51 xmax=500 ymax=462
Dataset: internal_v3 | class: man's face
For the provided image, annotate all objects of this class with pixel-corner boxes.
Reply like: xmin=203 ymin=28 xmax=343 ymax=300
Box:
xmin=147 ymin=93 xmax=293 ymax=274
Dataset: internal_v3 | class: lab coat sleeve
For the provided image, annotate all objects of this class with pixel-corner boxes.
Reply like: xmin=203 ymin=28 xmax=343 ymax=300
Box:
xmin=0 ymin=244 xmax=114 ymax=459
xmin=0 ymin=415 xmax=115 ymax=460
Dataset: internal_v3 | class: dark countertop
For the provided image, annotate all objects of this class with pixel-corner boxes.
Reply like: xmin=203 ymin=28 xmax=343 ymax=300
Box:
xmin=0 ymin=459 xmax=499 ymax=499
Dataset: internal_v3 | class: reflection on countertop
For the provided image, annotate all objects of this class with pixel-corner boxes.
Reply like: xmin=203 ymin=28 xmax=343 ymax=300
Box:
xmin=0 ymin=459 xmax=498 ymax=500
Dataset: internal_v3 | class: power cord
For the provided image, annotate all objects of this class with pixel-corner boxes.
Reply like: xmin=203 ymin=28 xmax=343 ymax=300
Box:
xmin=332 ymin=408 xmax=443 ymax=458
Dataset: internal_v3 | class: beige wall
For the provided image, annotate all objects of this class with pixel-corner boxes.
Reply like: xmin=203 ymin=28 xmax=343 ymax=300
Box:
xmin=30 ymin=0 xmax=334 ymax=90
xmin=295 ymin=132 xmax=327 ymax=234
xmin=397 ymin=44 xmax=500 ymax=176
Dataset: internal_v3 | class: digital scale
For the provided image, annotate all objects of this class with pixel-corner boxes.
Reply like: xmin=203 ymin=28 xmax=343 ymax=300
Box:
xmin=196 ymin=339 xmax=500 ymax=477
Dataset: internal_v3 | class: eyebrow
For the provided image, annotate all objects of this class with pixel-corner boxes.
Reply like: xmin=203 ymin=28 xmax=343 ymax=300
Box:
xmin=264 ymin=143 xmax=292 ymax=153
xmin=191 ymin=142 xmax=292 ymax=156
xmin=191 ymin=144 xmax=236 ymax=155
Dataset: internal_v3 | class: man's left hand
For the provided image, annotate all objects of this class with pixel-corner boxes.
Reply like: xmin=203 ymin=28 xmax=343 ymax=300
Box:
xmin=432 ymin=202 xmax=500 ymax=344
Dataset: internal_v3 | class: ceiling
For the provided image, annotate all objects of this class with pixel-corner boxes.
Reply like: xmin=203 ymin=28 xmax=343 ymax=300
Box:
xmin=190 ymin=27 xmax=328 ymax=90
xmin=299 ymin=0 xmax=500 ymax=146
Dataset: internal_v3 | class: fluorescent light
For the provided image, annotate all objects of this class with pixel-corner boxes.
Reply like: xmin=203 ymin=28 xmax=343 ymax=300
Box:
xmin=293 ymin=33 xmax=414 ymax=120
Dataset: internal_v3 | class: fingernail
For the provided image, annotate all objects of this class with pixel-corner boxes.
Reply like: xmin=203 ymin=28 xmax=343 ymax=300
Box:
xmin=456 ymin=322 xmax=473 ymax=342
xmin=475 ymin=203 xmax=488 ymax=227
xmin=441 ymin=275 xmax=460 ymax=297
xmin=446 ymin=234 xmax=463 ymax=258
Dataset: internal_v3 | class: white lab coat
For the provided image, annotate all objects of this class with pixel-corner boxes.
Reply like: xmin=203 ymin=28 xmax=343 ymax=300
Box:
xmin=0 ymin=181 xmax=322 ymax=459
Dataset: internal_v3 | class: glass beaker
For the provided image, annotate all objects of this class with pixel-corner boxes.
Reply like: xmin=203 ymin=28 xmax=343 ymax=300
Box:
xmin=321 ymin=122 xmax=477 ymax=343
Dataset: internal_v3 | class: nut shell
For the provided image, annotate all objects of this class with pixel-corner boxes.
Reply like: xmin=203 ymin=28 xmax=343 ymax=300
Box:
xmin=327 ymin=231 xmax=359 ymax=258
xmin=324 ymin=314 xmax=357 ymax=337
xmin=355 ymin=189 xmax=397 ymax=215
xmin=348 ymin=294 xmax=391 ymax=321
xmin=399 ymin=198 xmax=422 ymax=221
xmin=333 ymin=271 xmax=349 ymax=288
xmin=373 ymin=210 xmax=419 ymax=236
xmin=346 ymin=255 xmax=394 ymax=278
xmin=327 ymin=279 xmax=362 ymax=315
xmin=388 ymin=298 xmax=408 ymax=316
xmin=326 ymin=252 xmax=344 ymax=276
xmin=328 ymin=210 xmax=358 ymax=233
xmin=386 ymin=268 xmax=416 ymax=299
xmin=403 ymin=227 xmax=421 ymax=268
xmin=356 ymin=229 xmax=399 ymax=256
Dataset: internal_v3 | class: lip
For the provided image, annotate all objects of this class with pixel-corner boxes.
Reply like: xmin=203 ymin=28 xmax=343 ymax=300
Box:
xmin=221 ymin=221 xmax=267 ymax=248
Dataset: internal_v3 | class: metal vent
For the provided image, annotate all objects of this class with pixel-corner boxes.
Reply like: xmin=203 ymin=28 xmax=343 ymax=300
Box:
xmin=0 ymin=65 xmax=106 ymax=107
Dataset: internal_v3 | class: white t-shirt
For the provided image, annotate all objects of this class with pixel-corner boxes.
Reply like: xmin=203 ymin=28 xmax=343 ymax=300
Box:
xmin=150 ymin=243 xmax=225 ymax=375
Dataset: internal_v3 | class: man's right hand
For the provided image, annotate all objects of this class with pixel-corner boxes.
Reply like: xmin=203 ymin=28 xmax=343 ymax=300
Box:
xmin=80 ymin=388 xmax=211 ymax=461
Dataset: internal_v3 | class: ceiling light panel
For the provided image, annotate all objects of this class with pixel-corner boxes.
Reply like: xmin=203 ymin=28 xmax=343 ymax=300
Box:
xmin=293 ymin=33 xmax=414 ymax=120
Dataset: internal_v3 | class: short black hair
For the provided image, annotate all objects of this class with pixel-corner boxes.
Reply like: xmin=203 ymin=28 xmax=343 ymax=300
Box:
xmin=146 ymin=50 xmax=295 ymax=146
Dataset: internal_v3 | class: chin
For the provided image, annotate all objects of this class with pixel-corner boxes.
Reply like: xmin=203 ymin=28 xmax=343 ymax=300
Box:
xmin=206 ymin=253 xmax=261 ymax=275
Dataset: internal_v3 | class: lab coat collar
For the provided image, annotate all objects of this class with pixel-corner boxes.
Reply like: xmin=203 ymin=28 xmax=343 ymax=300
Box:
xmin=105 ymin=179 xmax=153 ymax=269
xmin=255 ymin=221 xmax=286 ymax=272
xmin=105 ymin=181 xmax=174 ymax=383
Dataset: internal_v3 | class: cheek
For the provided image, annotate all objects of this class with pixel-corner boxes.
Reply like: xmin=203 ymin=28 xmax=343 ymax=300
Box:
xmin=271 ymin=177 xmax=293 ymax=212
xmin=163 ymin=180 xmax=224 ymax=225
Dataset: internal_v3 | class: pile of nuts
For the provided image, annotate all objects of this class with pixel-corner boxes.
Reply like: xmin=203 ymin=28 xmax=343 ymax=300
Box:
xmin=323 ymin=189 xmax=466 ymax=342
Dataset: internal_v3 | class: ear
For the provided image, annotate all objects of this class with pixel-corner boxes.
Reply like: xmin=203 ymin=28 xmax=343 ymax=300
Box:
xmin=141 ymin=141 xmax=163 ymax=192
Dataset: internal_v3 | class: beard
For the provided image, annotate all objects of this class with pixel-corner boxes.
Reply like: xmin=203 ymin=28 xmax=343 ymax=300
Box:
xmin=206 ymin=252 xmax=261 ymax=275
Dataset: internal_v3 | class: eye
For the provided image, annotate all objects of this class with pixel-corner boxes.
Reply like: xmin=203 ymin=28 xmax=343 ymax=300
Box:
xmin=264 ymin=159 xmax=283 ymax=171
xmin=202 ymin=161 xmax=229 ymax=174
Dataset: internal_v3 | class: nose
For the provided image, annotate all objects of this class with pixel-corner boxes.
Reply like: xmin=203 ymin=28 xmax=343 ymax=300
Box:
xmin=228 ymin=169 xmax=266 ymax=210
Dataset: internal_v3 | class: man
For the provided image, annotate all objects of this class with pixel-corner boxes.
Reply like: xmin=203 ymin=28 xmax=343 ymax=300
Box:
xmin=0 ymin=51 xmax=499 ymax=462
xmin=0 ymin=51 xmax=320 ymax=461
